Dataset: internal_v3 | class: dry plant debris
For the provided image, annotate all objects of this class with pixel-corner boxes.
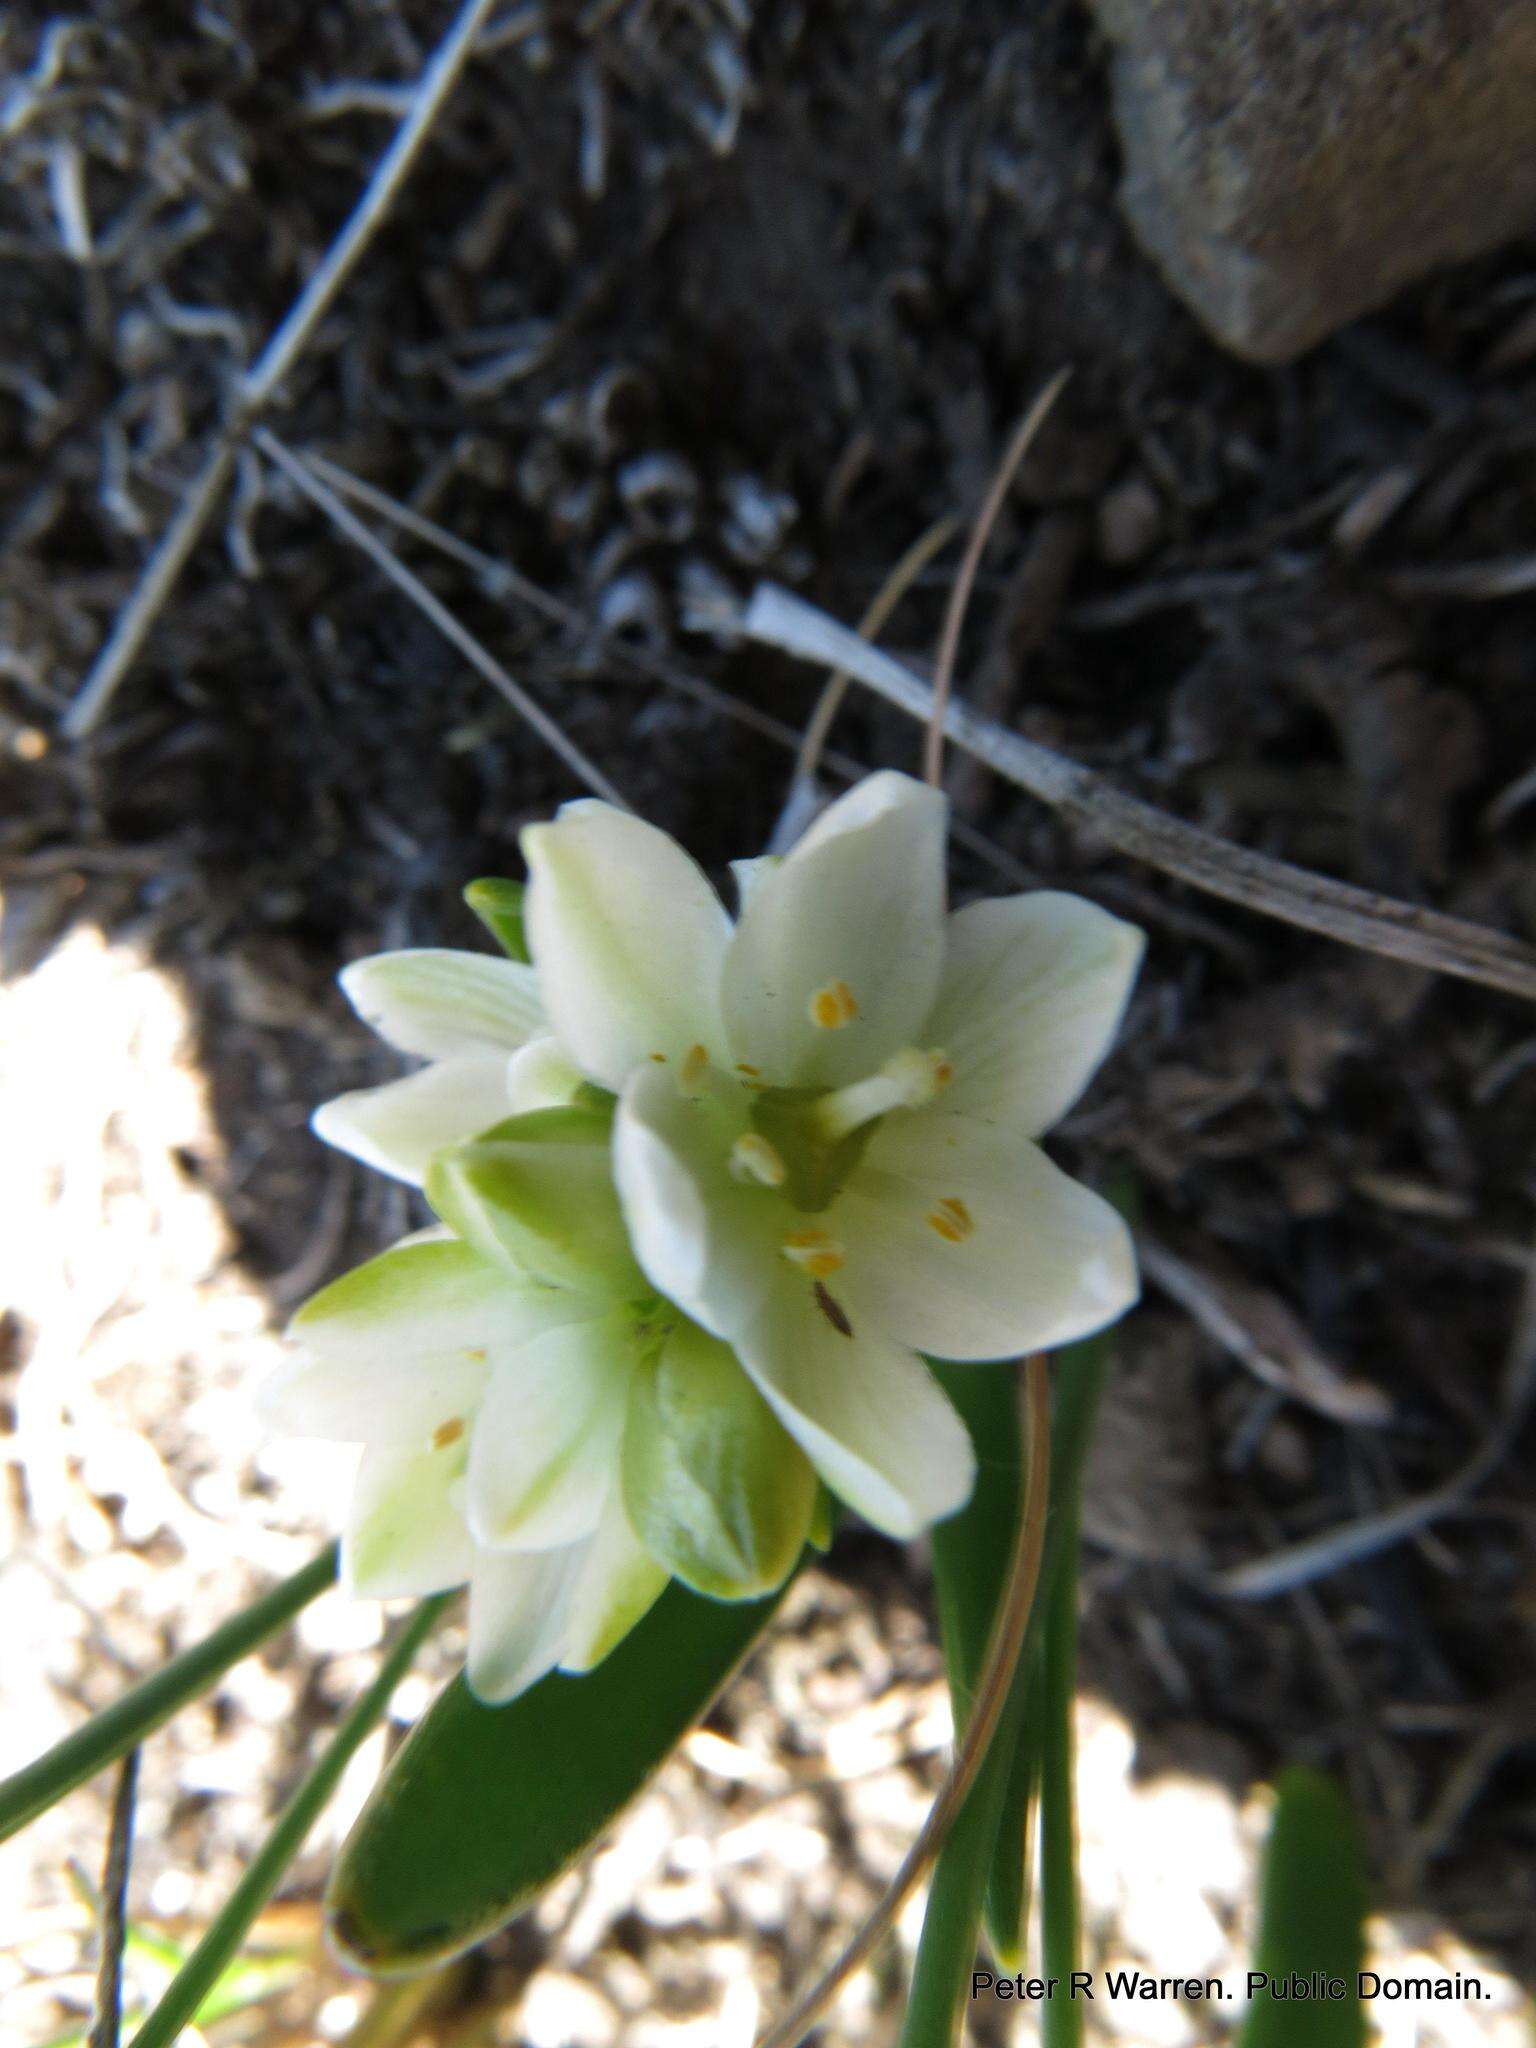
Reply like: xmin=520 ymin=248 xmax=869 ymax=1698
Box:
xmin=4 ymin=1 xmax=1536 ymax=2040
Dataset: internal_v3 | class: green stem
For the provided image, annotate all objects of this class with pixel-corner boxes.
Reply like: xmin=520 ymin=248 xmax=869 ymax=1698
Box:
xmin=0 ymin=1545 xmax=339 ymax=1846
xmin=131 ymin=1596 xmax=446 ymax=2048
xmin=901 ymin=1666 xmax=1029 ymax=2048
xmin=1038 ymin=1489 xmax=1082 ymax=2048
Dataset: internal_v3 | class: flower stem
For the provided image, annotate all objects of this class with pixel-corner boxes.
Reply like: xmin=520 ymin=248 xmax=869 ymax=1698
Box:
xmin=130 ymin=1595 xmax=446 ymax=2048
xmin=0 ymin=1543 xmax=338 ymax=1845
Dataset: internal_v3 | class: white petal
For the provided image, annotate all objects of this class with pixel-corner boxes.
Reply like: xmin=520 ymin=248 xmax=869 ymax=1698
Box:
xmin=522 ymin=801 xmax=731 ymax=1089
xmin=730 ymin=855 xmax=780 ymax=913
xmin=557 ymin=1488 xmax=668 ymax=1672
xmin=835 ymin=1110 xmax=1139 ymax=1361
xmin=466 ymin=1543 xmax=585 ymax=1704
xmin=613 ymin=1064 xmax=779 ymax=1340
xmin=344 ymin=1438 xmax=474 ymax=1598
xmin=923 ymin=893 xmax=1144 ymax=1135
xmin=734 ymin=1269 xmax=974 ymax=1538
xmin=259 ymin=1346 xmax=489 ymax=1445
xmin=503 ymin=1034 xmax=584 ymax=1114
xmin=466 ymin=1309 xmax=633 ymax=1551
xmin=339 ymin=950 xmax=544 ymax=1059
xmin=721 ymin=771 xmax=947 ymax=1087
xmin=312 ymin=1052 xmax=514 ymax=1187
xmin=263 ymin=1236 xmax=585 ymax=1440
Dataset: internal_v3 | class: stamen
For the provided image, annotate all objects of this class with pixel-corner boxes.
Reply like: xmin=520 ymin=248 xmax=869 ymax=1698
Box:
xmin=926 ymin=1195 xmax=974 ymax=1243
xmin=731 ymin=1132 xmax=787 ymax=1188
xmin=813 ymin=1048 xmax=953 ymax=1140
xmin=677 ymin=1042 xmax=711 ymax=1097
xmin=808 ymin=979 xmax=859 ymax=1029
xmin=781 ymin=1227 xmax=846 ymax=1278
xmin=432 ymin=1416 xmax=466 ymax=1450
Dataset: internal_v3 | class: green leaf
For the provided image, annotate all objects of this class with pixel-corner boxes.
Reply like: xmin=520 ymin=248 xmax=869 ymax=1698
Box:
xmin=427 ymin=1106 xmax=642 ymax=1294
xmin=464 ymin=877 xmax=530 ymax=963
xmin=902 ymin=1360 xmax=1028 ymax=2048
xmin=0 ymin=1545 xmax=337 ymax=1846
xmin=1239 ymin=1769 xmax=1366 ymax=2048
xmin=623 ymin=1321 xmax=817 ymax=1600
xmin=1038 ymin=1504 xmax=1083 ymax=2048
xmin=929 ymin=1362 xmax=1022 ymax=1731
xmin=328 ymin=1570 xmax=796 ymax=1973
xmin=130 ymin=1597 xmax=446 ymax=2048
xmin=987 ymin=1321 xmax=1114 ymax=1967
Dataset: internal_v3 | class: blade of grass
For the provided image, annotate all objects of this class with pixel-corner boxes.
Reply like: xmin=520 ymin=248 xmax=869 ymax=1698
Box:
xmin=902 ymin=1362 xmax=1029 ymax=2047
xmin=900 ymin=1697 xmax=1022 ymax=2048
xmin=1038 ymin=1505 xmax=1083 ymax=2048
xmin=0 ymin=1544 xmax=338 ymax=1844
xmin=985 ymin=1322 xmax=1113 ymax=1963
xmin=129 ymin=1594 xmax=446 ymax=2048
xmin=1239 ymin=1769 xmax=1366 ymax=2048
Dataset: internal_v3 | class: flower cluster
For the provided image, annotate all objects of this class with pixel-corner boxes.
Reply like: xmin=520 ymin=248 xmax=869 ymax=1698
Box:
xmin=262 ymin=773 xmax=1143 ymax=1701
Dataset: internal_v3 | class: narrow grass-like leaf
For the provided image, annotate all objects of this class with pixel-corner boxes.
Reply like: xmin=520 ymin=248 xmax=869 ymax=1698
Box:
xmin=985 ymin=1325 xmax=1112 ymax=1963
xmin=1038 ymin=1510 xmax=1083 ymax=2048
xmin=328 ymin=1571 xmax=796 ymax=1973
xmin=0 ymin=1544 xmax=338 ymax=1846
xmin=904 ymin=1360 xmax=1027 ymax=2046
xmin=1239 ymin=1769 xmax=1366 ymax=2048
xmin=130 ymin=1595 xmax=445 ymax=2048
xmin=928 ymin=1362 xmax=1022 ymax=1728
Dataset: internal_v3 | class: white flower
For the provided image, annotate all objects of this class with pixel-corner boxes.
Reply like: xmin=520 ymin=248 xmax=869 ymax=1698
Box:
xmin=312 ymin=947 xmax=581 ymax=1187
xmin=522 ymin=771 xmax=1145 ymax=1540
xmin=298 ymin=769 xmax=1143 ymax=1684
xmin=262 ymin=1107 xmax=817 ymax=1703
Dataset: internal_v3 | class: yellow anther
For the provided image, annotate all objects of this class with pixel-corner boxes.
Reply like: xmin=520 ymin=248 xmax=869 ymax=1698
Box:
xmin=781 ymin=1228 xmax=846 ymax=1278
xmin=432 ymin=1416 xmax=466 ymax=1450
xmin=930 ymin=1053 xmax=955 ymax=1091
xmin=731 ymin=1133 xmax=787 ymax=1188
xmin=808 ymin=979 xmax=859 ymax=1029
xmin=735 ymin=1061 xmax=761 ymax=1076
xmin=677 ymin=1042 xmax=711 ymax=1096
xmin=649 ymin=1051 xmax=668 ymax=1063
xmin=926 ymin=1196 xmax=974 ymax=1244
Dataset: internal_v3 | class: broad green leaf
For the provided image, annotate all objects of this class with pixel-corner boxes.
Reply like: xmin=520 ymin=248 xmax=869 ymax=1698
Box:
xmin=623 ymin=1321 xmax=817 ymax=1599
xmin=1239 ymin=1769 xmax=1366 ymax=2048
xmin=328 ymin=1571 xmax=796 ymax=1973
xmin=0 ymin=1545 xmax=337 ymax=1846
xmin=464 ymin=877 xmax=530 ymax=962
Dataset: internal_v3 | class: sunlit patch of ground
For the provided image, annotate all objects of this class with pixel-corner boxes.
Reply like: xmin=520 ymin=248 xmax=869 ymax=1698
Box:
xmin=1 ymin=929 xmax=1530 ymax=2046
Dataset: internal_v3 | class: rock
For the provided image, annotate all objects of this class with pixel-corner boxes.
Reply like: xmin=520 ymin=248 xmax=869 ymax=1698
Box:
xmin=1087 ymin=0 xmax=1536 ymax=363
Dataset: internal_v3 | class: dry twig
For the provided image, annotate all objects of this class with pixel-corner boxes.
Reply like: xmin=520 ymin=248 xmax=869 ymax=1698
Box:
xmin=62 ymin=0 xmax=503 ymax=738
xmin=1140 ymin=1231 xmax=1391 ymax=1426
xmin=253 ymin=431 xmax=626 ymax=805
xmin=924 ymin=370 xmax=1070 ymax=787
xmin=1215 ymin=1223 xmax=1536 ymax=1599
xmin=87 ymin=1750 xmax=138 ymax=2048
xmin=744 ymin=584 xmax=1536 ymax=1004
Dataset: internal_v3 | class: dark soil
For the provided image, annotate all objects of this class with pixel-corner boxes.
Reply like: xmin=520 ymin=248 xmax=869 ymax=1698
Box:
xmin=6 ymin=0 xmax=1536 ymax=2006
